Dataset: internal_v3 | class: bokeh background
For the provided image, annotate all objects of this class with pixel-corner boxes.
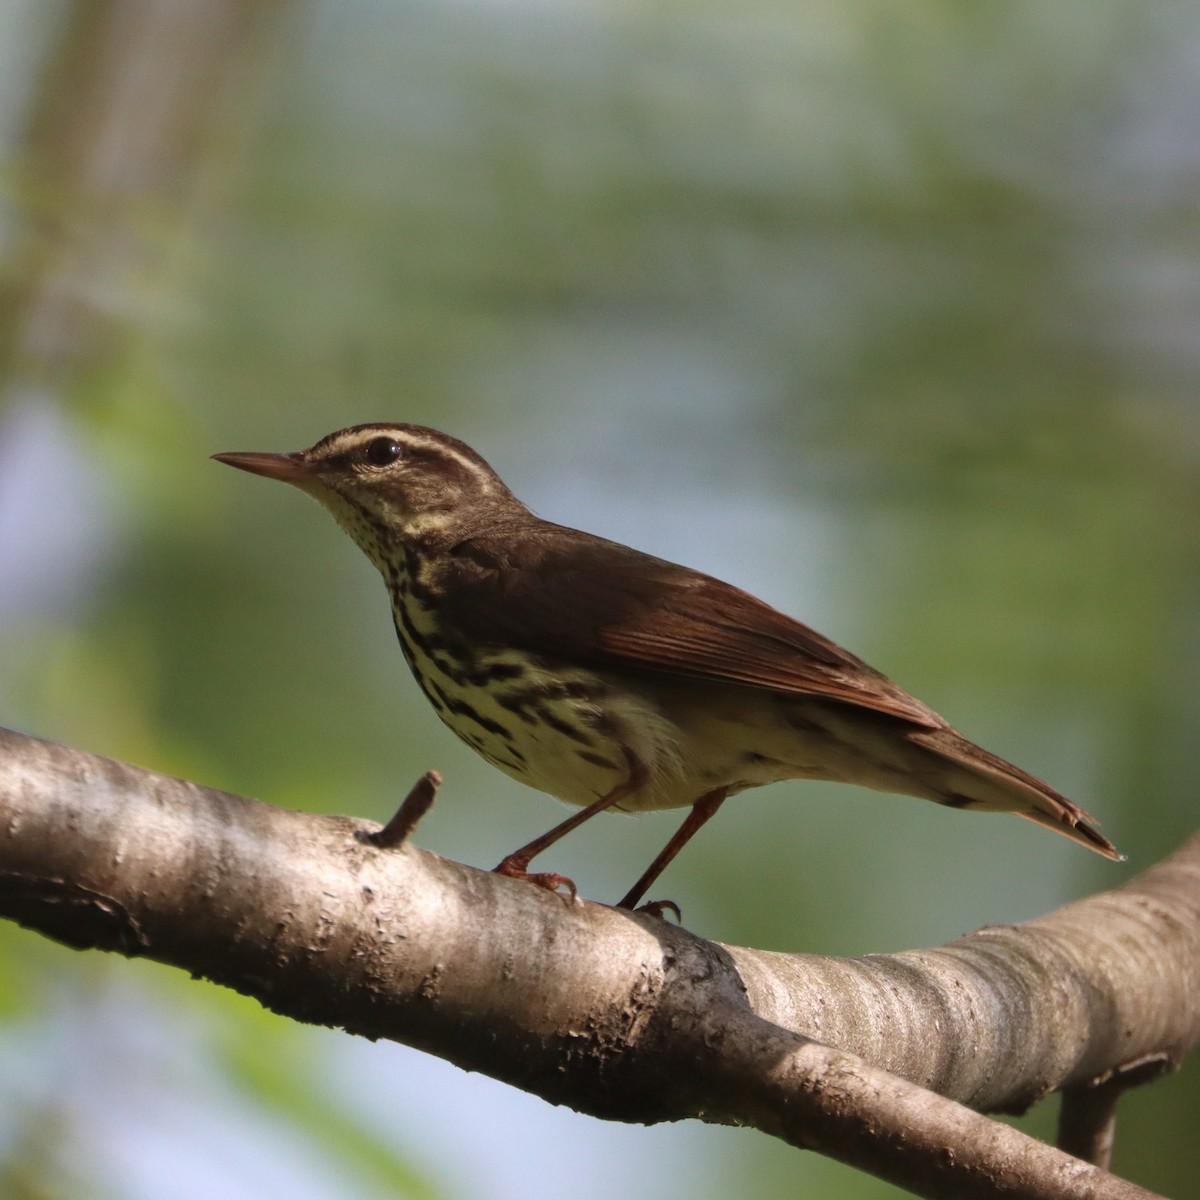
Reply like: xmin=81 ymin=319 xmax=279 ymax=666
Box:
xmin=1 ymin=1 xmax=1198 ymax=1197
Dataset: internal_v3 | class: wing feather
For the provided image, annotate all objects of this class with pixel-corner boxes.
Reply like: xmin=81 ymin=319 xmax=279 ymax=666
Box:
xmin=444 ymin=524 xmax=940 ymax=729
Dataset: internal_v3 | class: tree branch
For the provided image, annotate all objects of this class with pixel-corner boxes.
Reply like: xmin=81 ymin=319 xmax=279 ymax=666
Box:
xmin=0 ymin=726 xmax=1193 ymax=1199
xmin=1056 ymin=1054 xmax=1173 ymax=1170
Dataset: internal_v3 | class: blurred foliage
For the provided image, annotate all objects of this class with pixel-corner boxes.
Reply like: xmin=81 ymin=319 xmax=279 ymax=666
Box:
xmin=1 ymin=1 xmax=1198 ymax=1197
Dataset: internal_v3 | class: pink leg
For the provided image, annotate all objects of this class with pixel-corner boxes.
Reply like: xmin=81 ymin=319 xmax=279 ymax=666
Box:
xmin=616 ymin=787 xmax=729 ymax=910
xmin=494 ymin=754 xmax=648 ymax=897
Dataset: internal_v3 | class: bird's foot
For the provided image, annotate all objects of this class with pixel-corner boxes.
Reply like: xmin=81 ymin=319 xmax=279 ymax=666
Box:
xmin=632 ymin=899 xmax=682 ymax=922
xmin=493 ymin=858 xmax=578 ymax=902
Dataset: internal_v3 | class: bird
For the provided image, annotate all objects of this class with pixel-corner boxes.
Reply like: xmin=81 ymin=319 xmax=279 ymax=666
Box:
xmin=214 ymin=423 xmax=1121 ymax=910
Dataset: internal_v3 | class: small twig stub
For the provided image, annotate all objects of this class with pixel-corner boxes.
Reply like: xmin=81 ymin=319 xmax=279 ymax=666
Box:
xmin=368 ymin=770 xmax=442 ymax=849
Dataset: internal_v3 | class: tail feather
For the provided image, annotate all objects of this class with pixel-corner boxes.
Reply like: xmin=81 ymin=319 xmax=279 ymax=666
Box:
xmin=1016 ymin=806 xmax=1124 ymax=861
xmin=909 ymin=726 xmax=1124 ymax=862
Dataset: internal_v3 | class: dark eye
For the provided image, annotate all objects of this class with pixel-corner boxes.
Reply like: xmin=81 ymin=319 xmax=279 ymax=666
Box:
xmin=363 ymin=436 xmax=404 ymax=467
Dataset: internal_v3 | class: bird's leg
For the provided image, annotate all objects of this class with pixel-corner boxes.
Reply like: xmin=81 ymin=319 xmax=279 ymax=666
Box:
xmin=616 ymin=787 xmax=730 ymax=911
xmin=494 ymin=752 xmax=649 ymax=898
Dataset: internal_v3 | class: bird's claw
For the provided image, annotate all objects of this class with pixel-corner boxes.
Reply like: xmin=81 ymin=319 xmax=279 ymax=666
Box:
xmin=634 ymin=899 xmax=682 ymax=922
xmin=493 ymin=860 xmax=579 ymax=903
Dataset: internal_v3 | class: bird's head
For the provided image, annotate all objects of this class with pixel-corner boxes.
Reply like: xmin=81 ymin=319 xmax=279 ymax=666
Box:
xmin=214 ymin=424 xmax=521 ymax=567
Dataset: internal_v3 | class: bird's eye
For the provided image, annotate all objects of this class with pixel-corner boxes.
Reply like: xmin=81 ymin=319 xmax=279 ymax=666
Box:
xmin=363 ymin=437 xmax=404 ymax=467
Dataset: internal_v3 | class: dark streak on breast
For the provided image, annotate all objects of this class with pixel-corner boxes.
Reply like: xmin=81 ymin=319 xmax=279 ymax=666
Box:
xmin=533 ymin=704 xmax=594 ymax=746
xmin=576 ymin=749 xmax=619 ymax=770
xmin=429 ymin=680 xmax=513 ymax=739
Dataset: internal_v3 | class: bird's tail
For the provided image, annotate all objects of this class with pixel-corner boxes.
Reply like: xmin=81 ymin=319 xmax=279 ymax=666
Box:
xmin=908 ymin=726 xmax=1124 ymax=861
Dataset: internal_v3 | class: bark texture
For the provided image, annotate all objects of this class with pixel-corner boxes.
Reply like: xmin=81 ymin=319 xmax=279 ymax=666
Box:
xmin=0 ymin=726 xmax=1194 ymax=1200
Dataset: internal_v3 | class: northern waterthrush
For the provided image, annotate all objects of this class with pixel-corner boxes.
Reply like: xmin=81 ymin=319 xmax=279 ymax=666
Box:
xmin=215 ymin=424 xmax=1120 ymax=909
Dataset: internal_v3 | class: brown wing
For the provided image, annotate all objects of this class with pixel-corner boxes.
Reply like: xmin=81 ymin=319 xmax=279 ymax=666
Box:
xmin=442 ymin=522 xmax=940 ymax=729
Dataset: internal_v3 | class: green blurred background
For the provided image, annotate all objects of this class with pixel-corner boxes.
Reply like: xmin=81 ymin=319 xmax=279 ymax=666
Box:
xmin=1 ymin=1 xmax=1197 ymax=1196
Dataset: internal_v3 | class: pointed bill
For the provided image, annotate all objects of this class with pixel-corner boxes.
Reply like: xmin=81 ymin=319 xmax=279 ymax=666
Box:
xmin=212 ymin=451 xmax=314 ymax=485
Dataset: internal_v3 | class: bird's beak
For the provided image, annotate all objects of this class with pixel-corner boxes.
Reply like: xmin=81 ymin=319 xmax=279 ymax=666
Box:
xmin=212 ymin=451 xmax=316 ymax=486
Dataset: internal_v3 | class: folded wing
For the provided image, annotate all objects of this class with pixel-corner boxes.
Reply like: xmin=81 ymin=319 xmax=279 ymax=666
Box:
xmin=446 ymin=525 xmax=941 ymax=728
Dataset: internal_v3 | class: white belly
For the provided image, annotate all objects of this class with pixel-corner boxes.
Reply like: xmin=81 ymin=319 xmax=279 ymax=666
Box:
xmin=393 ymin=589 xmax=828 ymax=813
